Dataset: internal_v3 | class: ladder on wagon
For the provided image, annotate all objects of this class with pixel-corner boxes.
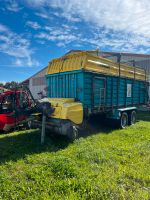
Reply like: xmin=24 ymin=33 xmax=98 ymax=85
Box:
xmin=93 ymin=77 xmax=106 ymax=112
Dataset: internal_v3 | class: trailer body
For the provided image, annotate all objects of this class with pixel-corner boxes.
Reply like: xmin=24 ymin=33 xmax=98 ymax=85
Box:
xmin=41 ymin=52 xmax=149 ymax=137
xmin=47 ymin=70 xmax=147 ymax=116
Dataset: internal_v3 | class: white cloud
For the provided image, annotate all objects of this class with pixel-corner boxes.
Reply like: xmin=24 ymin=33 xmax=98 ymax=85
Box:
xmin=26 ymin=21 xmax=41 ymax=29
xmin=35 ymin=23 xmax=150 ymax=53
xmin=22 ymin=0 xmax=150 ymax=53
xmin=6 ymin=0 xmax=22 ymax=12
xmin=36 ymin=26 xmax=80 ymax=46
xmin=24 ymin=0 xmax=46 ymax=7
xmin=15 ymin=59 xmax=23 ymax=66
xmin=0 ymin=24 xmax=39 ymax=67
xmin=44 ymin=26 xmax=53 ymax=31
xmin=23 ymin=0 xmax=150 ymax=36
xmin=35 ymin=12 xmax=49 ymax=19
xmin=0 ymin=24 xmax=9 ymax=32
xmin=53 ymin=11 xmax=81 ymax=22
xmin=14 ymin=58 xmax=40 ymax=67
xmin=80 ymin=28 xmax=150 ymax=53
xmin=49 ymin=0 xmax=150 ymax=37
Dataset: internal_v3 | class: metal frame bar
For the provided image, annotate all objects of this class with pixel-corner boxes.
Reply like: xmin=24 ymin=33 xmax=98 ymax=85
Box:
xmin=111 ymin=77 xmax=113 ymax=109
xmin=117 ymin=54 xmax=121 ymax=108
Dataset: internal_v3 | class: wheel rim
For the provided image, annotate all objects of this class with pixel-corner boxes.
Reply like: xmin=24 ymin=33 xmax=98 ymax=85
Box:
xmin=27 ymin=121 xmax=32 ymax=129
xmin=121 ymin=113 xmax=128 ymax=128
xmin=131 ymin=111 xmax=136 ymax=125
xmin=72 ymin=126 xmax=78 ymax=139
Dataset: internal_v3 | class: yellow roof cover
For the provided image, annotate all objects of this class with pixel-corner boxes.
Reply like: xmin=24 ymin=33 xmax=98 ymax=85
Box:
xmin=47 ymin=52 xmax=148 ymax=81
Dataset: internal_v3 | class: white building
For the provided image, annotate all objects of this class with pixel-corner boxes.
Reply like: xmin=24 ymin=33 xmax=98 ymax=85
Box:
xmin=22 ymin=67 xmax=47 ymax=100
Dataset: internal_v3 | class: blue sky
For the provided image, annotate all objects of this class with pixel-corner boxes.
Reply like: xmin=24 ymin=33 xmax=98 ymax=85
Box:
xmin=0 ymin=0 xmax=150 ymax=83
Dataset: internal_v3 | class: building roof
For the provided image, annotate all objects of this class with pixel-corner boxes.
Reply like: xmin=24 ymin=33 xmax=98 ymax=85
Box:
xmin=101 ymin=51 xmax=150 ymax=58
xmin=66 ymin=50 xmax=150 ymax=58
xmin=65 ymin=49 xmax=99 ymax=55
xmin=21 ymin=66 xmax=47 ymax=84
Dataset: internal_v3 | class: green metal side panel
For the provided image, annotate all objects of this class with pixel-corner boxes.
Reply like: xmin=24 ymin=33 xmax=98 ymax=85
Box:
xmin=46 ymin=70 xmax=148 ymax=112
xmin=46 ymin=70 xmax=84 ymax=101
xmin=83 ymin=72 xmax=148 ymax=110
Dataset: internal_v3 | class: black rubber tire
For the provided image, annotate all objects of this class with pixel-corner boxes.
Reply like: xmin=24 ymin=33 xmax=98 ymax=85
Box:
xmin=120 ymin=112 xmax=128 ymax=128
xmin=26 ymin=120 xmax=33 ymax=129
xmin=67 ymin=125 xmax=79 ymax=141
xmin=129 ymin=111 xmax=136 ymax=125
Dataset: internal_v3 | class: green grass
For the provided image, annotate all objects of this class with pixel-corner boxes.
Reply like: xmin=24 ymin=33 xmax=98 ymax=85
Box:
xmin=0 ymin=112 xmax=150 ymax=200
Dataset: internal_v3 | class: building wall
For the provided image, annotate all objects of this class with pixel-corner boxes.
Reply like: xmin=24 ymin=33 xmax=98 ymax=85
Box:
xmin=29 ymin=67 xmax=47 ymax=100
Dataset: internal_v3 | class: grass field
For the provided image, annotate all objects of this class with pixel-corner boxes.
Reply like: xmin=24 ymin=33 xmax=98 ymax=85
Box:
xmin=0 ymin=112 xmax=150 ymax=200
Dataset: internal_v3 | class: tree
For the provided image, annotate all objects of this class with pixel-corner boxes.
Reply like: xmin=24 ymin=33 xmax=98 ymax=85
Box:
xmin=0 ymin=83 xmax=4 ymax=87
xmin=0 ymin=81 xmax=19 ymax=89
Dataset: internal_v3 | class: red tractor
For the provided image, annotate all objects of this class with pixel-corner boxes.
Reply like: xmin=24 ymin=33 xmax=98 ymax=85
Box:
xmin=0 ymin=87 xmax=35 ymax=132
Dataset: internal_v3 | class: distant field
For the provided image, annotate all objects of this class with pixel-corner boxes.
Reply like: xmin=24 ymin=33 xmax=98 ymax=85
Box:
xmin=0 ymin=111 xmax=150 ymax=200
